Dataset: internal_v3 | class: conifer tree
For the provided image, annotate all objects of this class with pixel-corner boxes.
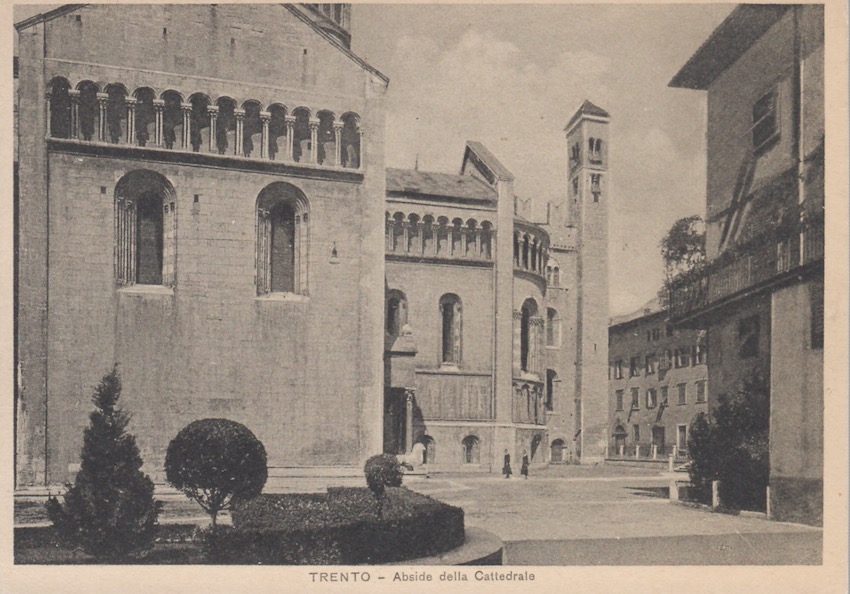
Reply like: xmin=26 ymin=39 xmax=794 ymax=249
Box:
xmin=46 ymin=367 xmax=162 ymax=561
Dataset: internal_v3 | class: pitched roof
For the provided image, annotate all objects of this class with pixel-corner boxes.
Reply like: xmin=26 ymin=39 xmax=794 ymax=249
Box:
xmin=386 ymin=168 xmax=497 ymax=202
xmin=565 ymin=100 xmax=610 ymax=130
xmin=669 ymin=5 xmax=789 ymax=90
xmin=15 ymin=4 xmax=388 ymax=84
xmin=609 ymin=297 xmax=665 ymax=328
xmin=462 ymin=141 xmax=514 ymax=182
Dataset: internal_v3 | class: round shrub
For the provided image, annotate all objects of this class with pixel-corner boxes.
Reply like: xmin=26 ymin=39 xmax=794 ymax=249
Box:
xmin=364 ymin=454 xmax=403 ymax=505
xmin=165 ymin=418 xmax=268 ymax=527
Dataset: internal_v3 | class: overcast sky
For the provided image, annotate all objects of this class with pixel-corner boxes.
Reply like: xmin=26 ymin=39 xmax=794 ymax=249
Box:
xmin=14 ymin=3 xmax=733 ymax=316
xmin=352 ymin=4 xmax=733 ymax=315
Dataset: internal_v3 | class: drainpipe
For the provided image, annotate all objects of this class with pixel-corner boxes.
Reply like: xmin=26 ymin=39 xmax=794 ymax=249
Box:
xmin=792 ymin=6 xmax=807 ymax=264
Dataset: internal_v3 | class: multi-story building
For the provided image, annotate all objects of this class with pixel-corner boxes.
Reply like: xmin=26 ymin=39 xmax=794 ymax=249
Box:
xmin=669 ymin=5 xmax=824 ymax=525
xmin=14 ymin=4 xmax=610 ymax=487
xmin=607 ymin=299 xmax=708 ymax=461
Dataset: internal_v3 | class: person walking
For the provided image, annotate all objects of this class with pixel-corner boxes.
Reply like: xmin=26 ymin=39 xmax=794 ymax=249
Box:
xmin=521 ymin=450 xmax=530 ymax=479
xmin=502 ymin=449 xmax=512 ymax=479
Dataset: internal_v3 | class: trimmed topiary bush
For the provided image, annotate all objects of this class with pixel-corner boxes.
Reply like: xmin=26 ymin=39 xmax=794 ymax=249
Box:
xmin=364 ymin=454 xmax=403 ymax=516
xmin=216 ymin=488 xmax=465 ymax=564
xmin=165 ymin=418 xmax=268 ymax=528
xmin=45 ymin=367 xmax=162 ymax=561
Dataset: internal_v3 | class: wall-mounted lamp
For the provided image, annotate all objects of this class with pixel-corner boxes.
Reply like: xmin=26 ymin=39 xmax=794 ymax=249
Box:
xmin=330 ymin=242 xmax=339 ymax=264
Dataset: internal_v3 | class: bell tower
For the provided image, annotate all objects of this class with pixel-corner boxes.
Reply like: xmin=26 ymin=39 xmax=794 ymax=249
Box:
xmin=565 ymin=100 xmax=610 ymax=463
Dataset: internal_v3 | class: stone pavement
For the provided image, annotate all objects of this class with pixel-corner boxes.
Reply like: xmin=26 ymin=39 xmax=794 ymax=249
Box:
xmin=402 ymin=465 xmax=822 ymax=565
xmin=16 ymin=464 xmax=822 ymax=565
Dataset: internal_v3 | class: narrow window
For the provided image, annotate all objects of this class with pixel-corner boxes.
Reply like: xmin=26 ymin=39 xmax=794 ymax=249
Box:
xmin=440 ymin=294 xmax=462 ymax=365
xmin=752 ymin=89 xmax=779 ymax=152
xmin=256 ymin=182 xmax=309 ymax=296
xmin=546 ymin=369 xmax=556 ymax=411
xmin=677 ymin=383 xmax=687 ymax=405
xmin=114 ymin=170 xmax=176 ymax=287
xmin=696 ymin=380 xmax=706 ymax=403
xmin=633 ymin=424 xmax=641 ymax=443
xmin=546 ymin=308 xmax=559 ymax=347
xmin=660 ymin=386 xmax=669 ymax=406
xmin=615 ymin=389 xmax=624 ymax=411
xmin=386 ymin=291 xmax=407 ymax=336
xmin=520 ymin=300 xmax=538 ymax=372
xmin=630 ymin=387 xmax=639 ymax=410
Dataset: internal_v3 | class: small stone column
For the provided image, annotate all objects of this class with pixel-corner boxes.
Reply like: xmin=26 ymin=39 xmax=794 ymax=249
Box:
xmin=284 ymin=115 xmax=295 ymax=161
xmin=333 ymin=121 xmax=343 ymax=166
xmin=96 ymin=92 xmax=108 ymax=142
xmin=68 ymin=89 xmax=80 ymax=139
xmin=207 ymin=105 xmax=218 ymax=153
xmin=259 ymin=111 xmax=271 ymax=159
xmin=152 ymin=99 xmax=165 ymax=147
xmin=401 ymin=222 xmax=410 ymax=255
xmin=45 ymin=91 xmax=52 ymax=138
xmin=181 ymin=102 xmax=192 ymax=149
xmin=460 ymin=227 xmax=469 ymax=258
xmin=309 ymin=117 xmax=319 ymax=163
xmin=417 ymin=221 xmax=425 ymax=255
xmin=431 ymin=223 xmax=440 ymax=257
xmin=405 ymin=390 xmax=415 ymax=453
xmin=125 ymin=97 xmax=137 ymax=144
xmin=234 ymin=108 xmax=245 ymax=156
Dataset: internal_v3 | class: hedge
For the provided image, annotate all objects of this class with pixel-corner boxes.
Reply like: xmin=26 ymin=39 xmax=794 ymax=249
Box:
xmin=209 ymin=487 xmax=464 ymax=564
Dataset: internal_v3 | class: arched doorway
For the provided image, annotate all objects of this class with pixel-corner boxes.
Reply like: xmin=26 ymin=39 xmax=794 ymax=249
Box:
xmin=420 ymin=436 xmax=435 ymax=465
xmin=550 ymin=438 xmax=565 ymax=463
xmin=614 ymin=425 xmax=627 ymax=456
xmin=461 ymin=435 xmax=480 ymax=464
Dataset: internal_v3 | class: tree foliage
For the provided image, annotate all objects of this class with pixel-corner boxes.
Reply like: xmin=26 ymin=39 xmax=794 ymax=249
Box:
xmin=364 ymin=454 xmax=403 ymax=517
xmin=687 ymin=372 xmax=770 ymax=511
xmin=45 ymin=367 xmax=162 ymax=560
xmin=659 ymin=215 xmax=706 ymax=306
xmin=165 ymin=418 xmax=268 ymax=527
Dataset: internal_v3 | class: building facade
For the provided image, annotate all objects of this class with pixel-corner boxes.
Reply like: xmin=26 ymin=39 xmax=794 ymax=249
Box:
xmin=669 ymin=5 xmax=824 ymax=525
xmin=607 ymin=300 xmax=708 ymax=461
xmin=14 ymin=4 xmax=610 ymax=486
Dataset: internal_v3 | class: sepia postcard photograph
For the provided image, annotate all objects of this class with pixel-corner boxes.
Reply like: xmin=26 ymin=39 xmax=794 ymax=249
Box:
xmin=5 ymin=1 xmax=848 ymax=592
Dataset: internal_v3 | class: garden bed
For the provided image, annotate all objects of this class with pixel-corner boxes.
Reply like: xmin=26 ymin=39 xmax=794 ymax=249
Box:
xmin=17 ymin=487 xmax=465 ymax=565
xmin=214 ymin=487 xmax=465 ymax=564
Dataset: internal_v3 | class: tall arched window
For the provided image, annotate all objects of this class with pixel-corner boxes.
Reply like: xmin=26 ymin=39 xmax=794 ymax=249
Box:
xmin=546 ymin=307 xmax=560 ymax=347
xmin=114 ymin=170 xmax=177 ymax=286
xmin=77 ymin=81 xmax=99 ymax=141
xmin=256 ymin=182 xmax=309 ymax=295
xmin=215 ymin=97 xmax=236 ymax=155
xmin=386 ymin=290 xmax=408 ymax=336
xmin=340 ymin=112 xmax=360 ymax=169
xmin=189 ymin=93 xmax=211 ymax=152
xmin=439 ymin=294 xmax=462 ymax=365
xmin=462 ymin=435 xmax=480 ymax=464
xmin=104 ymin=83 xmax=128 ymax=144
xmin=48 ymin=77 xmax=72 ymax=139
xmin=520 ymin=299 xmax=538 ymax=372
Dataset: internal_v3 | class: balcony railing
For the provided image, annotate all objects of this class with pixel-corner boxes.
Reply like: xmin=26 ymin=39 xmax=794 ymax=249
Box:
xmin=669 ymin=215 xmax=823 ymax=322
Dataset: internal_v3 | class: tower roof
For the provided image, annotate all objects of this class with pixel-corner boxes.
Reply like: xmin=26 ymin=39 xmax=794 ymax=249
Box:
xmin=564 ymin=100 xmax=610 ymax=131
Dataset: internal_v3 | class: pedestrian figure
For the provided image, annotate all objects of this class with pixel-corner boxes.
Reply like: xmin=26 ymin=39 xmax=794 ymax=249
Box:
xmin=521 ymin=450 xmax=529 ymax=479
xmin=502 ymin=449 xmax=512 ymax=479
